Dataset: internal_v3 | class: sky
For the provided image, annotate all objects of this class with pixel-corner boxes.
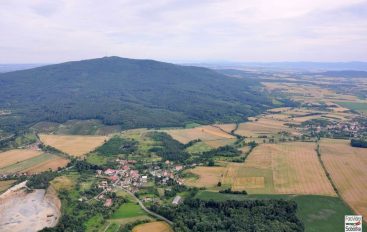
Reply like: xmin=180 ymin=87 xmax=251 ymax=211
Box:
xmin=0 ymin=0 xmax=367 ymax=63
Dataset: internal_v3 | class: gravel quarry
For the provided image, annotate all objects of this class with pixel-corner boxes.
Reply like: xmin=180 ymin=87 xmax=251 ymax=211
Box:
xmin=0 ymin=182 xmax=60 ymax=232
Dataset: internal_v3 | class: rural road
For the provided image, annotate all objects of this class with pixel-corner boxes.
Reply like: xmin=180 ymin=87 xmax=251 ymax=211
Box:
xmin=119 ymin=187 xmax=174 ymax=225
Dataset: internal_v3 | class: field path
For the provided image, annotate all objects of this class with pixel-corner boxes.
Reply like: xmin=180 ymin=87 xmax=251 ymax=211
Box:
xmin=119 ymin=187 xmax=173 ymax=225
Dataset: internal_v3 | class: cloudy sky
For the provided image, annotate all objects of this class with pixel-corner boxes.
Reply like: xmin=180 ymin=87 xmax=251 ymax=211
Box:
xmin=1 ymin=0 xmax=367 ymax=63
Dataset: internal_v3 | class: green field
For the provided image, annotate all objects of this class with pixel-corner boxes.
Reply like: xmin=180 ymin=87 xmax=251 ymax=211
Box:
xmin=195 ymin=191 xmax=357 ymax=232
xmin=185 ymin=141 xmax=212 ymax=154
xmin=293 ymin=195 xmax=358 ymax=232
xmin=14 ymin=133 xmax=37 ymax=147
xmin=84 ymin=214 xmax=104 ymax=232
xmin=86 ymin=153 xmax=108 ymax=165
xmin=185 ymin=122 xmax=201 ymax=128
xmin=111 ymin=202 xmax=146 ymax=219
xmin=105 ymin=223 xmax=120 ymax=232
xmin=337 ymin=101 xmax=367 ymax=113
xmin=0 ymin=180 xmax=15 ymax=193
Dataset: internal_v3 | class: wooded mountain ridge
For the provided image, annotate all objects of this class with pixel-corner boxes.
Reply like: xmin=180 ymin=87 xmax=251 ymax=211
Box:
xmin=0 ymin=56 xmax=275 ymax=132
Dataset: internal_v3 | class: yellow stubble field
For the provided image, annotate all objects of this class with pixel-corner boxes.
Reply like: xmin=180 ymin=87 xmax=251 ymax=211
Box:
xmin=235 ymin=118 xmax=297 ymax=138
xmin=320 ymin=139 xmax=367 ymax=219
xmin=39 ymin=134 xmax=108 ymax=157
xmin=132 ymin=221 xmax=173 ymax=232
xmin=185 ymin=142 xmax=336 ymax=196
xmin=165 ymin=125 xmax=235 ymax=148
xmin=184 ymin=166 xmax=226 ymax=188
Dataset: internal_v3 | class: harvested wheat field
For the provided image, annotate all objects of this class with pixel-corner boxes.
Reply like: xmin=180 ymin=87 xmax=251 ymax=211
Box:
xmin=165 ymin=125 xmax=235 ymax=147
xmin=233 ymin=142 xmax=335 ymax=195
xmin=0 ymin=149 xmax=42 ymax=168
xmin=236 ymin=118 xmax=296 ymax=137
xmin=133 ymin=221 xmax=173 ymax=232
xmin=270 ymin=143 xmax=335 ymax=195
xmin=320 ymin=139 xmax=367 ymax=219
xmin=184 ymin=166 xmax=226 ymax=188
xmin=187 ymin=142 xmax=336 ymax=196
xmin=39 ymin=134 xmax=107 ymax=157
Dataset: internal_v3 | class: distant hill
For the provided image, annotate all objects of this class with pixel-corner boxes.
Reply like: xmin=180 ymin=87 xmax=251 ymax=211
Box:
xmin=0 ymin=57 xmax=274 ymax=132
xmin=188 ymin=61 xmax=367 ymax=72
xmin=313 ymin=70 xmax=367 ymax=78
xmin=0 ymin=64 xmax=46 ymax=73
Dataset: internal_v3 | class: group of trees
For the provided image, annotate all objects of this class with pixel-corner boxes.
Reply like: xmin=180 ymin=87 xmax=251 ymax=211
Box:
xmin=26 ymin=171 xmax=59 ymax=189
xmin=95 ymin=136 xmax=138 ymax=156
xmin=151 ymin=199 xmax=304 ymax=232
xmin=148 ymin=132 xmax=190 ymax=162
xmin=351 ymin=138 xmax=367 ymax=148
xmin=190 ymin=145 xmax=242 ymax=164
xmin=219 ymin=188 xmax=247 ymax=195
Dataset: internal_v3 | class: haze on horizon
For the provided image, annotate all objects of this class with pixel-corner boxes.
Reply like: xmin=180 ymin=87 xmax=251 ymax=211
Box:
xmin=1 ymin=0 xmax=367 ymax=64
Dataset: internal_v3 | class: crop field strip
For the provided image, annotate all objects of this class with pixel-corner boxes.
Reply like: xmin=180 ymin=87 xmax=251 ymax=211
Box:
xmin=0 ymin=153 xmax=68 ymax=174
xmin=0 ymin=149 xmax=43 ymax=168
xmin=320 ymin=139 xmax=367 ymax=220
xmin=23 ymin=156 xmax=69 ymax=173
xmin=39 ymin=134 xmax=108 ymax=157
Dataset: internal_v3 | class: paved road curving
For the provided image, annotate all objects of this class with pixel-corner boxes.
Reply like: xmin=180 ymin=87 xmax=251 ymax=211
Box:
xmin=120 ymin=187 xmax=173 ymax=225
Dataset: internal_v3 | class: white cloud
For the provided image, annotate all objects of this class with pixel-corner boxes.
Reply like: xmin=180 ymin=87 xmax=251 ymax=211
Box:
xmin=0 ymin=0 xmax=366 ymax=62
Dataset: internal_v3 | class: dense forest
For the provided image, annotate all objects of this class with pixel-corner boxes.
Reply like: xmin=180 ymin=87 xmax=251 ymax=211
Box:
xmin=151 ymin=199 xmax=304 ymax=232
xmin=0 ymin=57 xmax=275 ymax=133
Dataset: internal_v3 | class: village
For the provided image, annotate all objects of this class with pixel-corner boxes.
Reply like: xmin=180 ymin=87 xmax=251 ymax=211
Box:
xmin=95 ymin=158 xmax=187 ymax=207
xmin=302 ymin=115 xmax=367 ymax=138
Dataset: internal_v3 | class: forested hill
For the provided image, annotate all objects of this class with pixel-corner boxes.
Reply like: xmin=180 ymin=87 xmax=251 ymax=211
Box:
xmin=0 ymin=56 xmax=274 ymax=131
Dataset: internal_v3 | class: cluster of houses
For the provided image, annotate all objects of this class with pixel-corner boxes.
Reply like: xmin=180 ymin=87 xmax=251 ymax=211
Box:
xmin=93 ymin=159 xmax=189 ymax=207
xmin=96 ymin=159 xmax=148 ymax=194
xmin=303 ymin=117 xmax=367 ymax=138
xmin=148 ymin=160 xmax=185 ymax=185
